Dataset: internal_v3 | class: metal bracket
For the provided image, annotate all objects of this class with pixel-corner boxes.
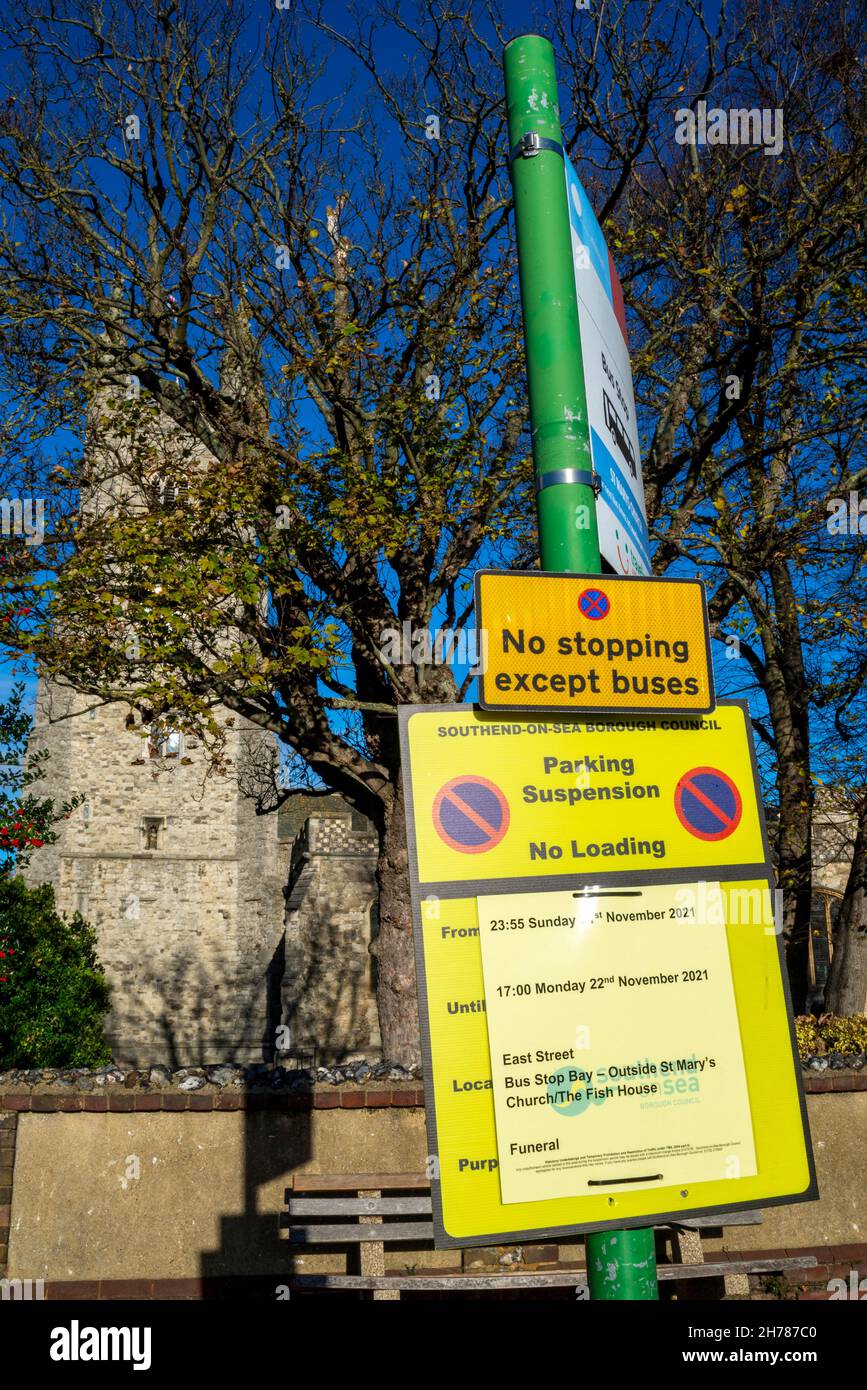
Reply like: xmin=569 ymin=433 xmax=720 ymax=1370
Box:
xmin=535 ymin=467 xmax=603 ymax=497
xmin=509 ymin=131 xmax=565 ymax=166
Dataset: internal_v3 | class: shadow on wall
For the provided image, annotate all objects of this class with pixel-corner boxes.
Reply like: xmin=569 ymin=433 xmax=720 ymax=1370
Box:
xmin=120 ymin=934 xmax=378 ymax=1283
xmin=106 ymin=942 xmax=279 ymax=1069
xmin=198 ymin=950 xmax=380 ymax=1284
xmin=281 ymin=899 xmax=380 ymax=1065
xmin=107 ymin=910 xmax=376 ymax=1069
xmin=198 ymin=1106 xmax=314 ymax=1288
xmin=280 ymin=815 xmax=381 ymax=1064
xmin=101 ymin=811 xmax=380 ymax=1068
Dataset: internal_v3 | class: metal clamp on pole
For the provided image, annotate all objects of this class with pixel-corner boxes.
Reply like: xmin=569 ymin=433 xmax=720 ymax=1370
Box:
xmin=534 ymin=467 xmax=603 ymax=498
xmin=509 ymin=130 xmax=565 ymax=166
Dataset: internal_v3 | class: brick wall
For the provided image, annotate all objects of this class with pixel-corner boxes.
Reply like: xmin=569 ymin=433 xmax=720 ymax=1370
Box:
xmin=0 ymin=1109 xmax=16 ymax=1278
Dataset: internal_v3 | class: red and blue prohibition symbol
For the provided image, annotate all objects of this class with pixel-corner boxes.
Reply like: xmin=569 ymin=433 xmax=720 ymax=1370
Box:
xmin=433 ymin=776 xmax=510 ymax=854
xmin=578 ymin=587 xmax=610 ymax=620
xmin=675 ymin=767 xmax=743 ymax=842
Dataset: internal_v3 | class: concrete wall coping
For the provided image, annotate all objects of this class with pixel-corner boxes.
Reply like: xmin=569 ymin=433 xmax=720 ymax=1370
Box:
xmin=0 ymin=1071 xmax=863 ymax=1113
xmin=0 ymin=1084 xmax=426 ymax=1112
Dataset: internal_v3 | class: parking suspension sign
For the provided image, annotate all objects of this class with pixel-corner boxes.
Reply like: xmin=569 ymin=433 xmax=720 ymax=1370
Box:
xmin=399 ymin=701 xmax=816 ymax=1248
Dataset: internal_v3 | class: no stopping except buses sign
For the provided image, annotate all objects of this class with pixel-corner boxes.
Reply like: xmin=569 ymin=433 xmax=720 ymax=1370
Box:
xmin=475 ymin=570 xmax=714 ymax=715
xmin=398 ymin=701 xmax=816 ymax=1248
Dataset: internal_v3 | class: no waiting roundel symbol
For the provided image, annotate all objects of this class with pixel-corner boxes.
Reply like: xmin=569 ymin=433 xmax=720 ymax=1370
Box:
xmin=433 ymin=776 xmax=510 ymax=854
xmin=675 ymin=767 xmax=743 ymax=842
xmin=578 ymin=587 xmax=610 ymax=620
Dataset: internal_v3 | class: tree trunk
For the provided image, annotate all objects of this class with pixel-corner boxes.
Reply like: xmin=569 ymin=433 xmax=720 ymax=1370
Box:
xmin=372 ymin=780 xmax=420 ymax=1067
xmin=824 ymin=798 xmax=867 ymax=1016
xmin=777 ymin=776 xmax=813 ymax=1015
xmin=763 ymin=560 xmax=814 ymax=1012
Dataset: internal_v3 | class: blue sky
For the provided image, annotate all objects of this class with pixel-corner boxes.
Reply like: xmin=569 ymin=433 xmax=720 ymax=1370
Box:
xmin=0 ymin=0 xmax=857 ymax=808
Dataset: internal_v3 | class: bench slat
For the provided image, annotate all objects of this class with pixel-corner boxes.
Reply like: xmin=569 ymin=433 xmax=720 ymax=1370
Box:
xmin=284 ymin=1201 xmax=760 ymax=1227
xmin=657 ymin=1256 xmax=817 ymax=1278
xmin=291 ymin=1256 xmax=815 ymax=1292
xmin=286 ymin=1178 xmax=763 ymax=1228
xmin=669 ymin=1211 xmax=763 ymax=1228
xmin=288 ymin=1173 xmax=430 ymax=1193
xmin=288 ymin=1197 xmax=433 ymax=1216
xmin=290 ymin=1222 xmax=435 ymax=1244
xmin=294 ymin=1273 xmax=585 ymax=1291
xmin=294 ymin=1273 xmax=583 ymax=1290
xmin=286 ymin=1206 xmax=761 ymax=1232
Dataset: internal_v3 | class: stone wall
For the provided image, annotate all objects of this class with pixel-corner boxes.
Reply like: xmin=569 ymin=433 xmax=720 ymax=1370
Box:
xmin=22 ymin=670 xmax=382 ymax=1067
xmin=281 ymin=813 xmax=379 ymax=1062
xmin=812 ymin=800 xmax=857 ymax=896
xmin=24 ymin=679 xmax=287 ymax=1065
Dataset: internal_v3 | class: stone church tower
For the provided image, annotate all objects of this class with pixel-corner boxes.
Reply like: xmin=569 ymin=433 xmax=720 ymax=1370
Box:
xmin=23 ymin=328 xmax=291 ymax=1065
xmin=24 ymin=313 xmax=382 ymax=1067
xmin=25 ymin=678 xmax=288 ymax=1066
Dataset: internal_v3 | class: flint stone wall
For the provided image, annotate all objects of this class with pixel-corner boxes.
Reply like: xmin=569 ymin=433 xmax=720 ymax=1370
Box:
xmin=281 ymin=813 xmax=380 ymax=1063
xmin=23 ymin=681 xmax=380 ymax=1065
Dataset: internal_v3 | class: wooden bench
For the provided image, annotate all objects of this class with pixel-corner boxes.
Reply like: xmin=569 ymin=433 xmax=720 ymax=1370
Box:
xmin=286 ymin=1174 xmax=816 ymax=1299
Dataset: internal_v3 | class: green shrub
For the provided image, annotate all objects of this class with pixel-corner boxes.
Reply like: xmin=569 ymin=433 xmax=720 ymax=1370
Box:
xmin=0 ymin=682 xmax=84 ymax=875
xmin=0 ymin=876 xmax=111 ymax=1068
xmin=794 ymin=1013 xmax=867 ymax=1059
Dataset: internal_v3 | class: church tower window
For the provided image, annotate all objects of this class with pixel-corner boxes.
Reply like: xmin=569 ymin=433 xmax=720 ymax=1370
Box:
xmin=148 ymin=727 xmax=182 ymax=759
xmin=154 ymin=475 xmax=189 ymax=512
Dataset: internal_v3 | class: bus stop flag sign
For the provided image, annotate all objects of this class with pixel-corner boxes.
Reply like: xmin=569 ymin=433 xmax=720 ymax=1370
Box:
xmin=565 ymin=155 xmax=651 ymax=577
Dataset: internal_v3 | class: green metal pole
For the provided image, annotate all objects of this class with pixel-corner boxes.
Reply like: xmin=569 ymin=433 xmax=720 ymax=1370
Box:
xmin=584 ymin=1226 xmax=659 ymax=1301
xmin=503 ymin=33 xmax=658 ymax=1302
xmin=503 ymin=33 xmax=599 ymax=572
